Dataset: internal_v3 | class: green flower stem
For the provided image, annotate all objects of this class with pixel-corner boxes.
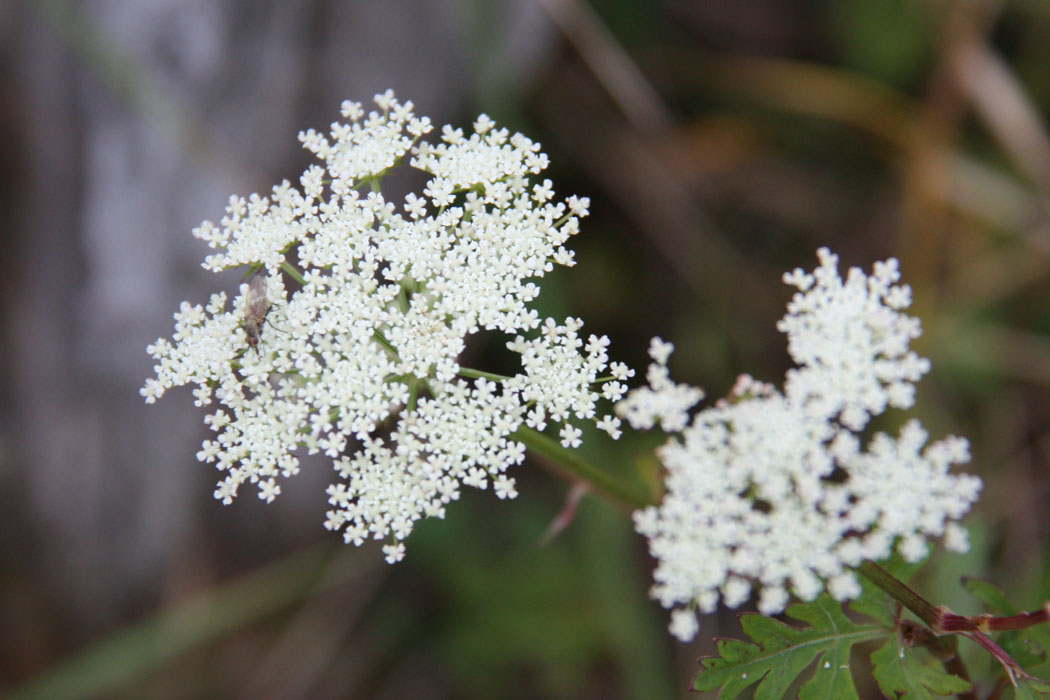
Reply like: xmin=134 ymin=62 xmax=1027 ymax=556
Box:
xmin=280 ymin=260 xmax=306 ymax=286
xmin=455 ymin=367 xmax=652 ymax=510
xmin=857 ymin=561 xmax=1040 ymax=687
xmin=458 ymin=367 xmax=513 ymax=382
xmin=857 ymin=561 xmax=941 ymax=627
xmin=859 ymin=561 xmax=1050 ymax=634
xmin=371 ymin=330 xmax=399 ymax=360
xmin=406 ymin=377 xmax=419 ymax=413
xmin=396 ymin=284 xmax=409 ymax=313
xmin=512 ymin=426 xmax=653 ymax=511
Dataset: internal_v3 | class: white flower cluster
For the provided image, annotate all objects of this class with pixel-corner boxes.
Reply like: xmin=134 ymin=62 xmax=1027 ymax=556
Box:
xmin=142 ymin=91 xmax=628 ymax=563
xmin=617 ymin=248 xmax=982 ymax=642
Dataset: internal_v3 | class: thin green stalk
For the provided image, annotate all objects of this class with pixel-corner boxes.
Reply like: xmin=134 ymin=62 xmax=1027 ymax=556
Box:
xmin=458 ymin=367 xmax=513 ymax=382
xmin=371 ymin=330 xmax=399 ymax=360
xmin=407 ymin=376 xmax=419 ymax=412
xmin=857 ymin=560 xmax=940 ymax=627
xmin=513 ymin=426 xmax=653 ymax=510
xmin=280 ymin=260 xmax=306 ymax=286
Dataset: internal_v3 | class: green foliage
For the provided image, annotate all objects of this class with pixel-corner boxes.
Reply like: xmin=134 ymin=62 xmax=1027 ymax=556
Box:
xmin=692 ymin=556 xmax=927 ymax=697
xmin=691 ymin=557 xmax=1050 ymax=699
xmin=870 ymin=636 xmax=972 ymax=699
xmin=691 ymin=594 xmax=886 ymax=698
xmin=403 ymin=491 xmax=676 ymax=699
xmin=825 ymin=0 xmax=933 ymax=87
xmin=692 ymin=586 xmax=975 ymax=699
xmin=1014 ymin=678 xmax=1050 ymax=700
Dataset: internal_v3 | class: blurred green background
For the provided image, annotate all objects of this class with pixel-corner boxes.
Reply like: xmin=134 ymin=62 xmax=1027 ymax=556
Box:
xmin=3 ymin=0 xmax=1050 ymax=698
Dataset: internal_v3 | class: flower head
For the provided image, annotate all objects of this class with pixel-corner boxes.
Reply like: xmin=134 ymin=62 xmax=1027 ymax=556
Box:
xmin=618 ymin=249 xmax=981 ymax=641
xmin=142 ymin=91 xmax=622 ymax=558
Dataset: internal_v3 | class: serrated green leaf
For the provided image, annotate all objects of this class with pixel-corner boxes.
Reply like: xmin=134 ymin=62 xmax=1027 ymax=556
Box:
xmin=691 ymin=595 xmax=887 ymax=699
xmin=871 ymin=636 xmax=971 ymax=699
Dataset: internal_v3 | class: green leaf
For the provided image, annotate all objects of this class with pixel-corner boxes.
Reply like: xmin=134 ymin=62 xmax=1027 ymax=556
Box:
xmin=691 ymin=595 xmax=887 ymax=699
xmin=871 ymin=636 xmax=972 ymax=699
xmin=1011 ymin=677 xmax=1050 ymax=699
xmin=963 ymin=577 xmax=1019 ymax=615
xmin=825 ymin=0 xmax=932 ymax=86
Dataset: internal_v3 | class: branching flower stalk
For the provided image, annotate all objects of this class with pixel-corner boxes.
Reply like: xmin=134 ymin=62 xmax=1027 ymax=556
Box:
xmin=142 ymin=91 xmax=634 ymax=563
xmin=859 ymin=561 xmax=1050 ymax=635
xmin=858 ymin=561 xmax=1050 ymax=685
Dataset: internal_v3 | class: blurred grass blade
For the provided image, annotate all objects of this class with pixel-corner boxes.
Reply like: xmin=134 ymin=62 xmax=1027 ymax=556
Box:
xmin=7 ymin=542 xmax=366 ymax=700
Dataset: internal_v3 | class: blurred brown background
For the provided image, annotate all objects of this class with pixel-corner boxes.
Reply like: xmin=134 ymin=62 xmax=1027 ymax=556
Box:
xmin=2 ymin=0 xmax=1050 ymax=698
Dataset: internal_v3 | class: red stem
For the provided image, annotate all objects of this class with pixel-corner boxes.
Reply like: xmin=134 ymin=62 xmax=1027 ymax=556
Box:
xmin=856 ymin=561 xmax=1048 ymax=688
xmin=938 ymin=606 xmax=1049 ymax=633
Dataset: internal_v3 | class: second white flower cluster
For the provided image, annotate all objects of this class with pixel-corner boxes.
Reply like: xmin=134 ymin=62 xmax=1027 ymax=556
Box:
xmin=617 ymin=249 xmax=982 ymax=641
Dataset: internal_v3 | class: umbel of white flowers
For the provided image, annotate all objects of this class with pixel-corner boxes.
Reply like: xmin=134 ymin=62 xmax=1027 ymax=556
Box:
xmin=616 ymin=249 xmax=982 ymax=642
xmin=141 ymin=91 xmax=631 ymax=564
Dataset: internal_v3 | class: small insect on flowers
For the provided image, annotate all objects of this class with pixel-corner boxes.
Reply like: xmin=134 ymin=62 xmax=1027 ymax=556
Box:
xmin=242 ymin=267 xmax=272 ymax=354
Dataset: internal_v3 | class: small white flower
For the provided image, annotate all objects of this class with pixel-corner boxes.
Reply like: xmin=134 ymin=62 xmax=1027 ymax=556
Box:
xmin=601 ymin=381 xmax=627 ymax=402
xmin=531 ymin=178 xmax=554 ymax=202
xmin=383 ymin=542 xmax=406 ymax=564
xmin=596 ymin=414 xmax=622 ymax=439
xmin=525 ymin=406 xmax=547 ymax=431
xmin=494 ymin=475 xmax=518 ymax=500
xmin=473 ymin=113 xmax=495 ymax=134
xmin=648 ymin=337 xmax=675 ymax=364
xmin=559 ymin=424 xmax=583 ymax=449
xmin=258 ymin=479 xmax=281 ymax=503
xmin=669 ymin=608 xmax=700 ymax=642
xmin=403 ymin=192 xmax=427 ymax=219
xmin=828 ymin=572 xmax=862 ymax=601
xmin=566 ymin=195 xmax=591 ymax=217
xmin=943 ymin=523 xmax=970 ymax=552
xmin=758 ymin=587 xmax=790 ymax=616
xmin=423 ymin=177 xmax=455 ymax=208
xmin=722 ymin=577 xmax=751 ymax=608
